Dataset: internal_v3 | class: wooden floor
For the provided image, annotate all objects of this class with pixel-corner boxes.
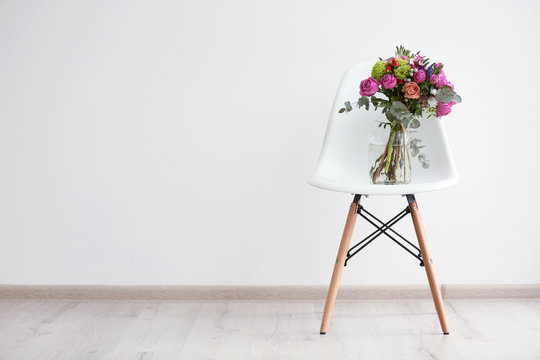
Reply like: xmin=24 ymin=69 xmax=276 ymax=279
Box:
xmin=0 ymin=299 xmax=539 ymax=359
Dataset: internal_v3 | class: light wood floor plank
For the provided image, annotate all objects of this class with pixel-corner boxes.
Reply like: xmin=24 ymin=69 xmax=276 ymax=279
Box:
xmin=0 ymin=299 xmax=538 ymax=359
xmin=103 ymin=302 xmax=201 ymax=360
xmin=177 ymin=302 xmax=257 ymax=360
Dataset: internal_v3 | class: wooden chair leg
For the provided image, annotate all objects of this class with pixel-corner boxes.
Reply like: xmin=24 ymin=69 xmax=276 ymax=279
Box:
xmin=320 ymin=195 xmax=360 ymax=334
xmin=407 ymin=195 xmax=450 ymax=335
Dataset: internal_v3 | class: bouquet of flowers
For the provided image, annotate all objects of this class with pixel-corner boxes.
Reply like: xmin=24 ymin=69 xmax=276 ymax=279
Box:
xmin=339 ymin=46 xmax=461 ymax=184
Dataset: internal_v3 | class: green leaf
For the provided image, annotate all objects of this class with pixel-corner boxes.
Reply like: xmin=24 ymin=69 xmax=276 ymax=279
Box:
xmin=435 ymin=86 xmax=462 ymax=104
xmin=344 ymin=101 xmax=352 ymax=112
xmin=410 ymin=138 xmax=422 ymax=146
xmin=385 ymin=111 xmax=398 ymax=123
xmin=410 ymin=118 xmax=421 ymax=129
xmin=388 ymin=101 xmax=411 ymax=123
xmin=357 ymin=96 xmax=370 ymax=110
xmin=338 ymin=108 xmax=346 ymax=113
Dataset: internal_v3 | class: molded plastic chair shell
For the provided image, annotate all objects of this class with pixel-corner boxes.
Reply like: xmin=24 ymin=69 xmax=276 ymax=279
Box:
xmin=309 ymin=63 xmax=459 ymax=195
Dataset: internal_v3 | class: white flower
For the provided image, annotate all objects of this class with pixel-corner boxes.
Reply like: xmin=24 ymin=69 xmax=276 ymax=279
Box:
xmin=427 ymin=96 xmax=438 ymax=107
xmin=430 ymin=88 xmax=437 ymax=95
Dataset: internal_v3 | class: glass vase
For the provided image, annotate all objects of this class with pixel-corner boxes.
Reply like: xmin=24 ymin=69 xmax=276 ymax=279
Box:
xmin=368 ymin=127 xmax=411 ymax=185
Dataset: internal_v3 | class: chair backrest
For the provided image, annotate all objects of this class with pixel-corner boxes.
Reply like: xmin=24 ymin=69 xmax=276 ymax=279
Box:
xmin=309 ymin=63 xmax=459 ymax=195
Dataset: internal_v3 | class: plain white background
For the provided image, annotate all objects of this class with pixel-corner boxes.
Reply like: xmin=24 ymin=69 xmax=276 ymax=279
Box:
xmin=0 ymin=0 xmax=539 ymax=285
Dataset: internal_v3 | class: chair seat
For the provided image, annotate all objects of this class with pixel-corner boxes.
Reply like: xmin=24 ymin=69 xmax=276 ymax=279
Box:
xmin=308 ymin=174 xmax=459 ymax=195
xmin=309 ymin=62 xmax=459 ymax=196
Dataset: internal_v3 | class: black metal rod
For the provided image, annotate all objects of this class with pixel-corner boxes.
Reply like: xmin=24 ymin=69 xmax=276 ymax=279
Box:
xmin=345 ymin=209 xmax=411 ymax=265
xmin=348 ymin=207 xmax=408 ymax=254
xmin=360 ymin=207 xmax=421 ymax=253
xmin=358 ymin=212 xmax=423 ymax=263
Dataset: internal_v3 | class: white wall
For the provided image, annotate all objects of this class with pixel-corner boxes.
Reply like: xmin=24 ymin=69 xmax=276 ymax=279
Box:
xmin=1 ymin=0 xmax=539 ymax=285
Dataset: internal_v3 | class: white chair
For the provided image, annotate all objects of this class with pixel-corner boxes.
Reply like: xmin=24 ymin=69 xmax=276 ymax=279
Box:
xmin=309 ymin=63 xmax=459 ymax=335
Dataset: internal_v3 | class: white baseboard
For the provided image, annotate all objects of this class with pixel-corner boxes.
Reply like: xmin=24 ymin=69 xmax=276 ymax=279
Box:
xmin=1 ymin=284 xmax=539 ymax=301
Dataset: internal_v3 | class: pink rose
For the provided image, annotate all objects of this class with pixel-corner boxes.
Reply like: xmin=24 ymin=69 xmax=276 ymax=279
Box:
xmin=397 ymin=55 xmax=409 ymax=62
xmin=380 ymin=74 xmax=397 ymax=89
xmin=436 ymin=101 xmax=455 ymax=117
xmin=436 ymin=78 xmax=455 ymax=90
xmin=359 ymin=77 xmax=379 ymax=96
xmin=430 ymin=73 xmax=448 ymax=86
xmin=413 ymin=69 xmax=426 ymax=84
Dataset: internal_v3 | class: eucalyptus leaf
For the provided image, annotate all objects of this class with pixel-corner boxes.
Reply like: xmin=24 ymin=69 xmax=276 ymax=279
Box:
xmin=357 ymin=96 xmax=370 ymax=110
xmin=388 ymin=101 xmax=411 ymax=122
xmin=435 ymin=86 xmax=462 ymax=104
xmin=345 ymin=101 xmax=352 ymax=112
xmin=410 ymin=137 xmax=422 ymax=146
xmin=410 ymin=118 xmax=421 ymax=129
xmin=385 ymin=111 xmax=398 ymax=123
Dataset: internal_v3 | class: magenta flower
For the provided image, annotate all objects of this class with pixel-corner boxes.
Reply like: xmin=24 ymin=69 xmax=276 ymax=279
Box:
xmin=436 ymin=78 xmax=455 ymax=90
xmin=430 ymin=74 xmax=443 ymax=86
xmin=436 ymin=101 xmax=455 ymax=117
xmin=359 ymin=77 xmax=379 ymax=96
xmin=380 ymin=74 xmax=397 ymax=89
xmin=413 ymin=70 xmax=426 ymax=84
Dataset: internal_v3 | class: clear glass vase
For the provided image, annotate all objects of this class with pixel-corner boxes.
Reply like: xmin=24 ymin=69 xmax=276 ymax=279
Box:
xmin=368 ymin=127 xmax=411 ymax=185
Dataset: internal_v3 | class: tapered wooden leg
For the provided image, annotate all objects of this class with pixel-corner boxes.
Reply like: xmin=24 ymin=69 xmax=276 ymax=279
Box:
xmin=320 ymin=195 xmax=360 ymax=334
xmin=407 ymin=195 xmax=450 ymax=335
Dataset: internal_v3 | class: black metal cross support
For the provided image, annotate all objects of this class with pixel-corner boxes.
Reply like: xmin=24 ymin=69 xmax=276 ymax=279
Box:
xmin=344 ymin=200 xmax=424 ymax=267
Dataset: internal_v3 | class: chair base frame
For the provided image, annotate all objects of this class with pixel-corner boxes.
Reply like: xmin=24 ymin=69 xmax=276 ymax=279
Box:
xmin=319 ymin=194 xmax=450 ymax=335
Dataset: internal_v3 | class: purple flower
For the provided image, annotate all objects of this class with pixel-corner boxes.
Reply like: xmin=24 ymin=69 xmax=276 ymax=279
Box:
xmin=436 ymin=101 xmax=455 ymax=117
xmin=413 ymin=70 xmax=426 ymax=84
xmin=359 ymin=77 xmax=379 ymax=96
xmin=380 ymin=74 xmax=397 ymax=89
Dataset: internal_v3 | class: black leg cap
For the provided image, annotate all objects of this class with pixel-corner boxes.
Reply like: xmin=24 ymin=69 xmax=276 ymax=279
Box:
xmin=443 ymin=332 xmax=450 ymax=335
xmin=320 ymin=332 xmax=326 ymax=335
